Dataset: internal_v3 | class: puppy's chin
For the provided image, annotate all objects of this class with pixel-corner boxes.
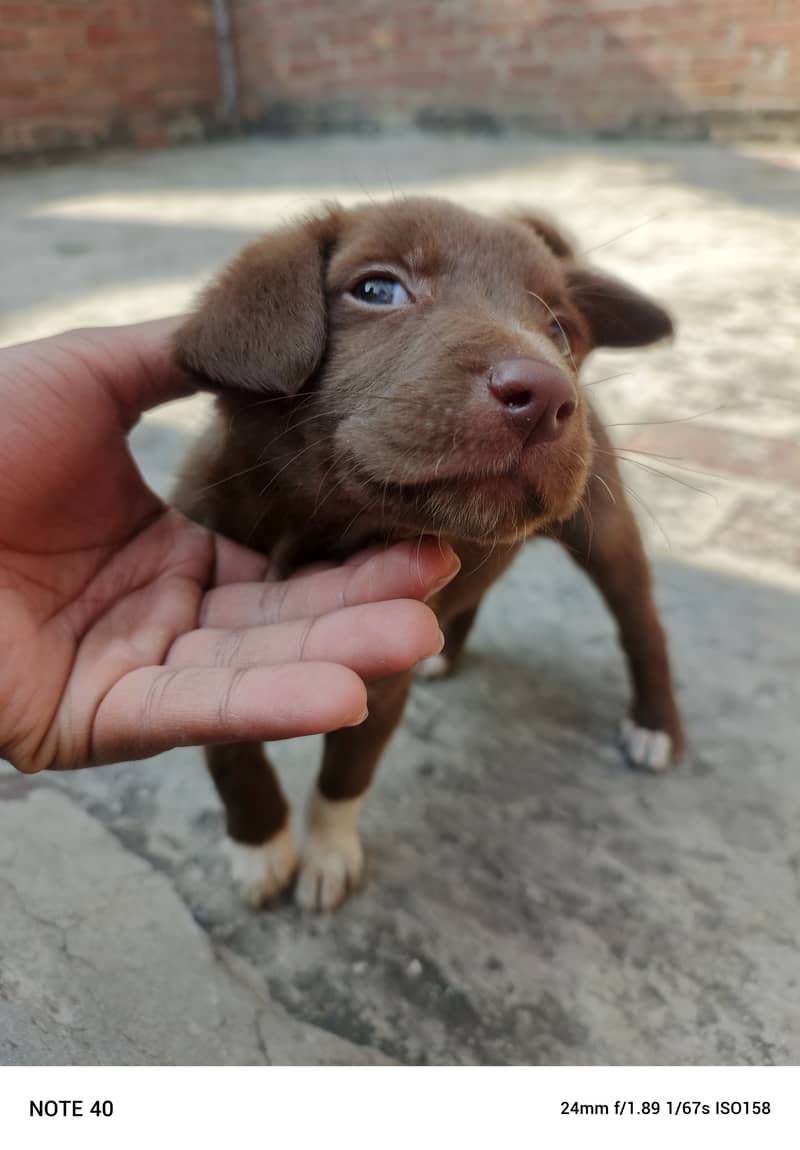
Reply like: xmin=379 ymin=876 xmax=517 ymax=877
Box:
xmin=344 ymin=464 xmax=589 ymax=544
xmin=419 ymin=475 xmax=588 ymax=542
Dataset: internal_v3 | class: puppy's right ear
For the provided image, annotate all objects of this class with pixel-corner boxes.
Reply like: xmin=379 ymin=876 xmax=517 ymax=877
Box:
xmin=175 ymin=209 xmax=340 ymax=393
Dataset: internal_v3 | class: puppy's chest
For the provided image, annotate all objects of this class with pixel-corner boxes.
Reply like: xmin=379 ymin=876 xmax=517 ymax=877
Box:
xmin=210 ymin=475 xmax=520 ymax=622
xmin=212 ymin=469 xmax=403 ymax=572
xmin=201 ymin=419 xmax=524 ymax=605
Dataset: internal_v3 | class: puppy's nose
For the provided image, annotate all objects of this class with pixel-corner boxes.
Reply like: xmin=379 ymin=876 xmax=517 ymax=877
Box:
xmin=488 ymin=358 xmax=577 ymax=443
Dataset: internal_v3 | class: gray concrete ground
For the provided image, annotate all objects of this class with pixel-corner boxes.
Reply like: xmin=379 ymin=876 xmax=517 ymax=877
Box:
xmin=1 ymin=135 xmax=799 ymax=1064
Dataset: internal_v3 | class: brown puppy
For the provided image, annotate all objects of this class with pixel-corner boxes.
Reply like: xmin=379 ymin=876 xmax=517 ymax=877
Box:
xmin=173 ymin=197 xmax=684 ymax=912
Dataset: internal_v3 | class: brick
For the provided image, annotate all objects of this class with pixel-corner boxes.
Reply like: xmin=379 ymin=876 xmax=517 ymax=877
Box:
xmin=0 ymin=3 xmax=48 ymax=21
xmin=623 ymin=424 xmax=800 ymax=490
xmin=711 ymin=492 xmax=800 ymax=568
xmin=86 ymin=23 xmax=123 ymax=47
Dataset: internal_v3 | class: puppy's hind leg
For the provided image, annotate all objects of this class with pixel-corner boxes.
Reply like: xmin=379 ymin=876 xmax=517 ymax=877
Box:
xmin=553 ymin=426 xmax=684 ymax=770
xmin=207 ymin=743 xmax=297 ymax=907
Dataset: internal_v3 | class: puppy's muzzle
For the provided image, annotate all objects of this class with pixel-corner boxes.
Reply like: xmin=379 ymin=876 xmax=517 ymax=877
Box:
xmin=488 ymin=358 xmax=577 ymax=444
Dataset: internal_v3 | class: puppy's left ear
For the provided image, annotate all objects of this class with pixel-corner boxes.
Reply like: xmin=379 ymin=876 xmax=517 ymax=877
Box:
xmin=566 ymin=267 xmax=674 ymax=349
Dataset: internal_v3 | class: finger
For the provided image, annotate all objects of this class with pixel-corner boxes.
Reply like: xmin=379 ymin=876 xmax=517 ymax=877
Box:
xmin=91 ymin=662 xmax=368 ymax=763
xmin=167 ymin=600 xmax=443 ymax=679
xmin=279 ymin=559 xmax=339 ymax=579
xmin=200 ymin=537 xmax=460 ymax=629
xmin=212 ymin=532 xmax=273 ymax=585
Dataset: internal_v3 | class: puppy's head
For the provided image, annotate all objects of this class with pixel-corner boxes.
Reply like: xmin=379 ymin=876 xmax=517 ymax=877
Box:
xmin=177 ymin=198 xmax=672 ymax=542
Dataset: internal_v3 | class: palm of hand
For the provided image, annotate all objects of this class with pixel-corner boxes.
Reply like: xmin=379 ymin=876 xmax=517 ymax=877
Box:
xmin=0 ymin=323 xmax=452 ymax=773
xmin=0 ymin=331 xmax=215 ymax=770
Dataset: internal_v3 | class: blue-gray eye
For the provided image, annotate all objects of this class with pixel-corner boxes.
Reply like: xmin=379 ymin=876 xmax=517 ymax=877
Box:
xmin=351 ymin=277 xmax=411 ymax=306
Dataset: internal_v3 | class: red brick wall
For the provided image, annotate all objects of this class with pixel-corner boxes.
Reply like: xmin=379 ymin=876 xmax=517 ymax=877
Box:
xmin=2 ymin=0 xmax=798 ymax=156
xmin=0 ymin=0 xmax=221 ymax=157
xmin=232 ymin=0 xmax=800 ymax=139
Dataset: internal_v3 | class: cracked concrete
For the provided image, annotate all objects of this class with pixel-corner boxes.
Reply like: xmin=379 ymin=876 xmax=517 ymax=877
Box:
xmin=0 ymin=788 xmax=262 ymax=1064
xmin=0 ymin=787 xmax=389 ymax=1064
xmin=1 ymin=134 xmax=799 ymax=1064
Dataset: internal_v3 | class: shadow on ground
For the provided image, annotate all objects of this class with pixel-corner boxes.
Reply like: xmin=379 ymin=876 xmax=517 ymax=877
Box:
xmin=13 ymin=523 xmax=798 ymax=1065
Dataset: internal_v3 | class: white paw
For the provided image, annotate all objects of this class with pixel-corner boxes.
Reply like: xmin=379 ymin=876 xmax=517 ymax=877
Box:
xmin=416 ymin=652 xmax=451 ymax=681
xmin=296 ymin=794 xmax=364 ymax=912
xmin=619 ymin=718 xmax=673 ymax=772
xmin=225 ymin=825 xmax=298 ymax=908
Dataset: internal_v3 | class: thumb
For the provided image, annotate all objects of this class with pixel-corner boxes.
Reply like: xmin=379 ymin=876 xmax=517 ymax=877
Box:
xmin=54 ymin=317 xmax=195 ymax=424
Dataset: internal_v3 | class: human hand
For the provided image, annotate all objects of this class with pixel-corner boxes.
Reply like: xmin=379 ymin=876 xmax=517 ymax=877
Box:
xmin=0 ymin=320 xmax=458 ymax=773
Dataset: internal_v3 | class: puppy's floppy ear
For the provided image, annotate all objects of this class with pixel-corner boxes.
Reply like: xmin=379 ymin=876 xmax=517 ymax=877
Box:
xmin=175 ymin=208 xmax=340 ymax=392
xmin=565 ymin=267 xmax=674 ymax=349
xmin=509 ymin=210 xmax=576 ymax=260
xmin=511 ymin=209 xmax=673 ymax=349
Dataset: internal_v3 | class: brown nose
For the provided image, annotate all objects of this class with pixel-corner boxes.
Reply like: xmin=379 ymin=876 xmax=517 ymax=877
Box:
xmin=488 ymin=358 xmax=577 ymax=443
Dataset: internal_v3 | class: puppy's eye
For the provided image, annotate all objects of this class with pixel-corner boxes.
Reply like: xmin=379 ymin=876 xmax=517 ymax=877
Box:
xmin=548 ymin=317 xmax=572 ymax=356
xmin=351 ymin=277 xmax=411 ymax=307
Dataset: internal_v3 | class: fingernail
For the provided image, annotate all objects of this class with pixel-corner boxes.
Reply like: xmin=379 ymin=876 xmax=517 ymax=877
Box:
xmin=435 ymin=629 xmax=445 ymax=653
xmin=425 ymin=557 xmax=461 ymax=600
xmin=347 ymin=707 xmax=369 ymax=727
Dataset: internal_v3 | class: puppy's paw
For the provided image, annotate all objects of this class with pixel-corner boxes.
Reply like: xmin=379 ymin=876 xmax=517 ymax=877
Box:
xmin=296 ymin=794 xmax=364 ymax=912
xmin=416 ymin=652 xmax=452 ymax=681
xmin=619 ymin=717 xmax=673 ymax=772
xmin=296 ymin=836 xmax=364 ymax=912
xmin=225 ymin=825 xmax=298 ymax=908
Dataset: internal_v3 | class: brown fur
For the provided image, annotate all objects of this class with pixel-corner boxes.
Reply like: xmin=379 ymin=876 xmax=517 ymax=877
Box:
xmin=172 ymin=196 xmax=684 ymax=907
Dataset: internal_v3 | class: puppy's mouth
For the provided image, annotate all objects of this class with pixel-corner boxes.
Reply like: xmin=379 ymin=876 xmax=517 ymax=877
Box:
xmin=349 ymin=457 xmax=548 ymax=524
xmin=353 ymin=458 xmax=525 ymax=499
xmin=340 ymin=430 xmax=591 ymax=539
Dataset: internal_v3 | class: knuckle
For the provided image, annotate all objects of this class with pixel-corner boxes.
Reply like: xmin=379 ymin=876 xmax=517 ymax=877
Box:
xmin=296 ymin=616 xmax=318 ymax=662
xmin=213 ymin=628 xmax=246 ymax=668
xmin=216 ymin=667 xmax=248 ymax=727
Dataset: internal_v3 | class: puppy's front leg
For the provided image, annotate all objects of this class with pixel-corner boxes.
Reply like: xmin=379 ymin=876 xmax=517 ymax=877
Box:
xmin=553 ymin=418 xmax=684 ymax=770
xmin=296 ymin=671 xmax=411 ymax=911
xmin=207 ymin=743 xmax=297 ymax=907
